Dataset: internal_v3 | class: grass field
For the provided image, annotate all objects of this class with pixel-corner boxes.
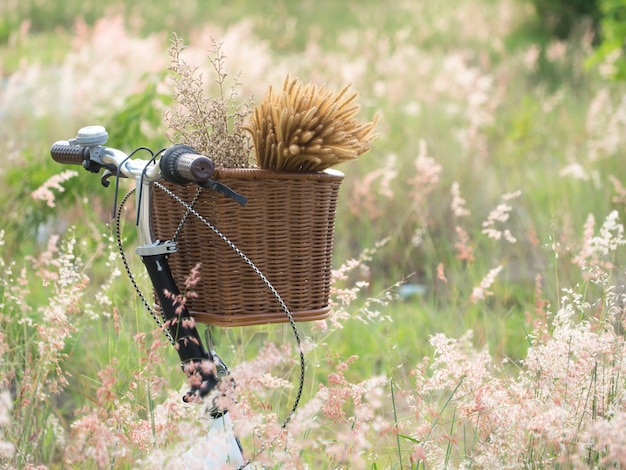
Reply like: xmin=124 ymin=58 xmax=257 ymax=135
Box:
xmin=3 ymin=0 xmax=626 ymax=468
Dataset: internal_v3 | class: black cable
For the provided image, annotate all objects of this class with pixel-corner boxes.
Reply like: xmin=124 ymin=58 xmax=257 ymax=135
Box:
xmin=111 ymin=147 xmax=153 ymax=220
xmin=115 ymin=187 xmax=175 ymax=346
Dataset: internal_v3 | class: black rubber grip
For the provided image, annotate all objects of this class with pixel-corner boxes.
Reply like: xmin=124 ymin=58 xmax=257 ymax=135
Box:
xmin=160 ymin=145 xmax=214 ymax=185
xmin=50 ymin=141 xmax=88 ymax=165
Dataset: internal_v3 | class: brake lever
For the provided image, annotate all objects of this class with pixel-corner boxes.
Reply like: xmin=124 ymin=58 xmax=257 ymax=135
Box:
xmin=100 ymin=164 xmax=131 ymax=188
xmin=201 ymin=180 xmax=247 ymax=206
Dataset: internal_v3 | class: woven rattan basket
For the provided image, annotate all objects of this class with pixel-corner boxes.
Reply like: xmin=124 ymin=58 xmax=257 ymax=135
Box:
xmin=151 ymin=167 xmax=344 ymax=327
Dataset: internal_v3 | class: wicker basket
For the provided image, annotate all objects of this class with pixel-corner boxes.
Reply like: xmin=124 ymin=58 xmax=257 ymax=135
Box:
xmin=151 ymin=167 xmax=344 ymax=327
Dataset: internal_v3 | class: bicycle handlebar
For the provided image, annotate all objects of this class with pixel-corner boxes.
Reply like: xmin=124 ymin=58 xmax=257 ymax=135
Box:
xmin=50 ymin=126 xmax=214 ymax=185
xmin=50 ymin=141 xmax=90 ymax=165
xmin=160 ymin=144 xmax=215 ymax=185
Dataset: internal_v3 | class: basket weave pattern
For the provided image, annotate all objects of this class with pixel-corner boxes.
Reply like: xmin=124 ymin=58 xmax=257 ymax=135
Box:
xmin=151 ymin=168 xmax=344 ymax=327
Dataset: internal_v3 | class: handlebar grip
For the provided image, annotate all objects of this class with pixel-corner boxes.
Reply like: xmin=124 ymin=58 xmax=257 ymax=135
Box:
xmin=160 ymin=145 xmax=215 ymax=185
xmin=50 ymin=141 xmax=89 ymax=165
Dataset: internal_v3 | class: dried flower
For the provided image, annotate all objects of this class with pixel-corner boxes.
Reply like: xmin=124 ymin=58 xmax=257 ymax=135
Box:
xmin=248 ymin=75 xmax=378 ymax=171
xmin=165 ymin=33 xmax=253 ymax=168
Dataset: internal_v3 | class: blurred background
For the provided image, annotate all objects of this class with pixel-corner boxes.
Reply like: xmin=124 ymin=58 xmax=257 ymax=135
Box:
xmin=2 ymin=0 xmax=626 ymax=467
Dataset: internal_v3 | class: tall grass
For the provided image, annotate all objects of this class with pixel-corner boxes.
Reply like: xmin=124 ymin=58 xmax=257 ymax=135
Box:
xmin=3 ymin=0 xmax=626 ymax=467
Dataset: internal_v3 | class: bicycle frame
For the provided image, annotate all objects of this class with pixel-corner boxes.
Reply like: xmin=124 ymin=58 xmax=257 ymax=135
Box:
xmin=51 ymin=126 xmax=250 ymax=468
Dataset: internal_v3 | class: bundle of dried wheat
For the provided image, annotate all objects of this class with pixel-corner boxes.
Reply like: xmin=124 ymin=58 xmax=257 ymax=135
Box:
xmin=248 ymin=75 xmax=378 ymax=171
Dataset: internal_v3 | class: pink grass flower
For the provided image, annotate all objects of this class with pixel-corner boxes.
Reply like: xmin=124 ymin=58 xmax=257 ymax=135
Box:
xmin=481 ymin=191 xmax=520 ymax=243
xmin=582 ymin=411 xmax=626 ymax=467
xmin=573 ymin=211 xmax=626 ymax=279
xmin=408 ymin=140 xmax=442 ymax=199
xmin=436 ymin=263 xmax=448 ymax=283
xmin=348 ymin=156 xmax=397 ymax=220
xmin=469 ymin=265 xmax=503 ymax=303
xmin=0 ymin=391 xmax=15 ymax=460
xmin=609 ymin=174 xmax=626 ymax=205
xmin=450 ymin=181 xmax=471 ymax=217
xmin=31 ymin=170 xmax=79 ymax=208
xmin=454 ymin=226 xmax=475 ymax=263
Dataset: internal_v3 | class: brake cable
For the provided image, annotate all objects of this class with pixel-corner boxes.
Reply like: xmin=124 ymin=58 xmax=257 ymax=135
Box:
xmin=114 ymin=187 xmax=176 ymax=346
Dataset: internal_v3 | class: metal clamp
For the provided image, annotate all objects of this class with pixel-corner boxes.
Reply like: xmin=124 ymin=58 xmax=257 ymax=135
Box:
xmin=135 ymin=240 xmax=178 ymax=257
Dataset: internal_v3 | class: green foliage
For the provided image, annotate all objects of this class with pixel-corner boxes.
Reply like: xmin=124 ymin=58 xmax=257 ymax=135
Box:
xmin=588 ymin=0 xmax=626 ymax=80
xmin=104 ymin=76 xmax=172 ymax=151
xmin=527 ymin=0 xmax=601 ymax=39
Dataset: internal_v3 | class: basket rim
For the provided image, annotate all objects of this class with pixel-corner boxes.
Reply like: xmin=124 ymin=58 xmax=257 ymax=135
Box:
xmin=213 ymin=167 xmax=344 ymax=182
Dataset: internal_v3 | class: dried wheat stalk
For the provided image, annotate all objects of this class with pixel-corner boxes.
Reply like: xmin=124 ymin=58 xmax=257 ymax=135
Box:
xmin=248 ymin=75 xmax=378 ymax=171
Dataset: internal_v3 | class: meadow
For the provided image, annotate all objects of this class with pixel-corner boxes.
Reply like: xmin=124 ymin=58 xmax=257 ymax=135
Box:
xmin=2 ymin=0 xmax=626 ymax=468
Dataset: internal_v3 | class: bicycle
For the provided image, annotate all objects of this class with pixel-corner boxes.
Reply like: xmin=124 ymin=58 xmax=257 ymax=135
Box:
xmin=51 ymin=125 xmax=307 ymax=468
